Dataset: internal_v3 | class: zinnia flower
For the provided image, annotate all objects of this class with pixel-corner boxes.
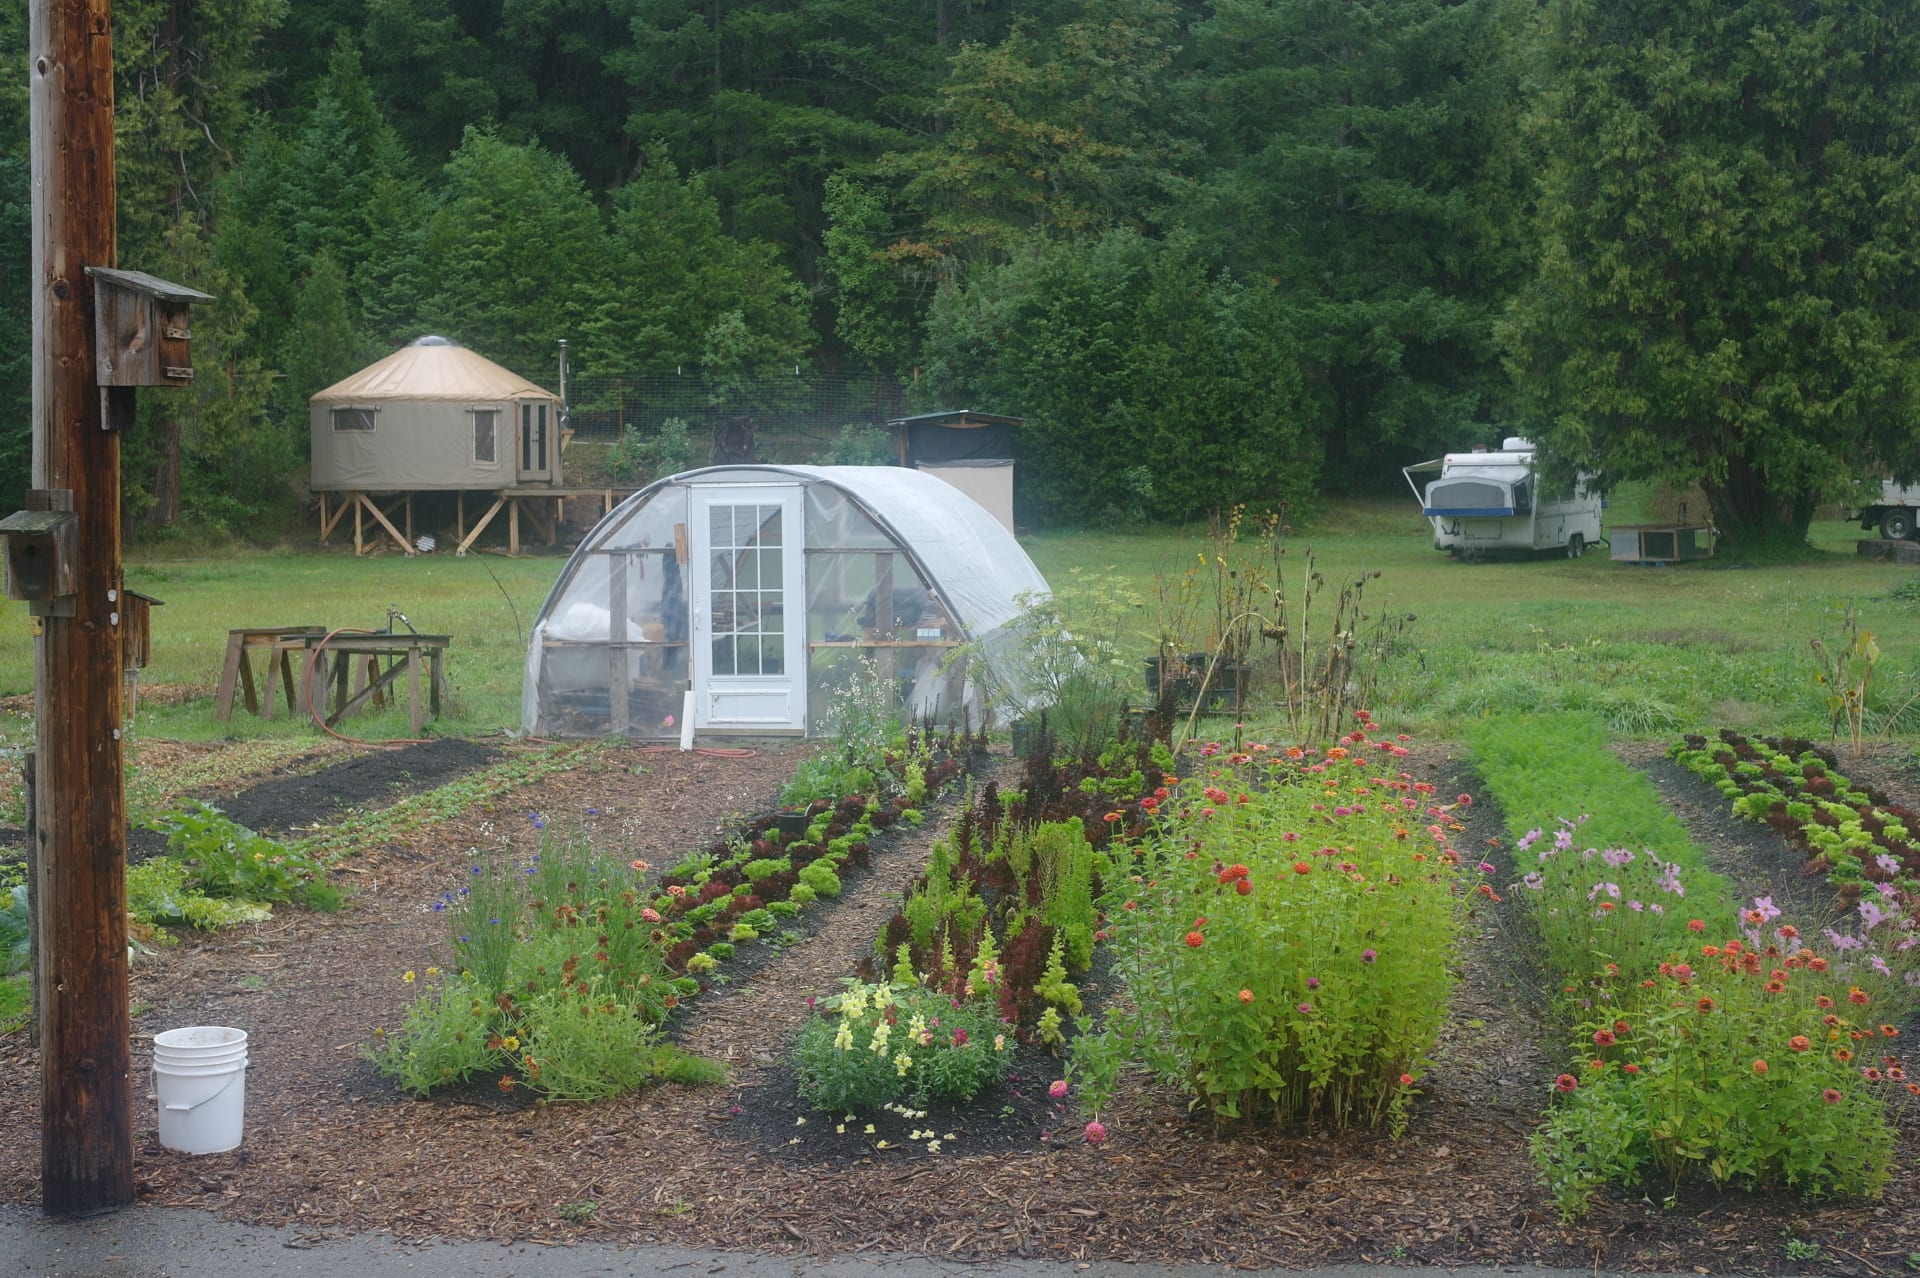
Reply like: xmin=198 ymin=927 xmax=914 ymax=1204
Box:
xmin=1083 ymin=1121 xmax=1108 ymax=1144
xmin=1554 ymin=1074 xmax=1578 ymax=1093
xmin=1789 ymin=1035 xmax=1811 ymax=1052
xmin=1049 ymin=1080 xmax=1069 ymax=1099
xmin=1185 ymin=931 xmax=1205 ymax=948
xmin=1823 ymin=1088 xmax=1842 ymax=1104
xmin=1593 ymin=1030 xmax=1616 ymax=1047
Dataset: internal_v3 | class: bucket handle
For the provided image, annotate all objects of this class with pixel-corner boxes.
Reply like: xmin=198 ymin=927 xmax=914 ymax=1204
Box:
xmin=153 ymin=1064 xmax=246 ymax=1112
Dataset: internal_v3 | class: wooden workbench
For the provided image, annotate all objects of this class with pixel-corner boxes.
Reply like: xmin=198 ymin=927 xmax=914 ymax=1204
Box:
xmin=320 ymin=633 xmax=452 ymax=734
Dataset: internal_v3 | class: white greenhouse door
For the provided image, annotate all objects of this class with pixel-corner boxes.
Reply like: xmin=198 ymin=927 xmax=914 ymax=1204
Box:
xmin=689 ymin=485 xmax=806 ymax=730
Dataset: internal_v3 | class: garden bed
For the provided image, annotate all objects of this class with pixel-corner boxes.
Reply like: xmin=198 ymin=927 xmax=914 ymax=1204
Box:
xmin=0 ymin=734 xmax=1916 ymax=1275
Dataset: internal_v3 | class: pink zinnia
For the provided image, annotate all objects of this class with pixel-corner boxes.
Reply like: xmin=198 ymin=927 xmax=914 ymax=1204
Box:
xmin=1049 ymin=1079 xmax=1069 ymax=1099
xmin=1083 ymin=1121 xmax=1108 ymax=1144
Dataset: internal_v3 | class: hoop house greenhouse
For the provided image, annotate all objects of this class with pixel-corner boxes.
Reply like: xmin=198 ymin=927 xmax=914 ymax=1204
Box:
xmin=522 ymin=465 xmax=1052 ymax=738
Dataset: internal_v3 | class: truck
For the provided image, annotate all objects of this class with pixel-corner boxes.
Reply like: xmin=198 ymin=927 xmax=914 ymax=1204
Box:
xmin=1851 ymin=481 xmax=1920 ymax=541
xmin=1403 ymin=437 xmax=1603 ymax=560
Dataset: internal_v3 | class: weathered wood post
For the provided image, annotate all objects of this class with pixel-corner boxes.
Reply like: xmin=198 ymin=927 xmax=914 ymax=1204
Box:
xmin=27 ymin=0 xmax=133 ymax=1214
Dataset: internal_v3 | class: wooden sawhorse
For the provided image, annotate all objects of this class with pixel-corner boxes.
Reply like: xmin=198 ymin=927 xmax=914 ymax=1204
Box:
xmin=214 ymin=626 xmax=329 ymax=721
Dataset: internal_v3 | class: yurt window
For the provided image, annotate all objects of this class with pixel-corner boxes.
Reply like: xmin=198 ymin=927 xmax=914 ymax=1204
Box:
xmin=471 ymin=409 xmax=499 ymax=465
xmin=330 ymin=406 xmax=376 ymax=432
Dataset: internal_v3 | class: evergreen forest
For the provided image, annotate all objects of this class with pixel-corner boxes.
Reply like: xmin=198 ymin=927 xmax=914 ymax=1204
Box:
xmin=2 ymin=0 xmax=1918 ymax=546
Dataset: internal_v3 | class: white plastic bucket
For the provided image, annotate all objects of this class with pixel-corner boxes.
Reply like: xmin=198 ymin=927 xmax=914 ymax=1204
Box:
xmin=153 ymin=1027 xmax=248 ymax=1154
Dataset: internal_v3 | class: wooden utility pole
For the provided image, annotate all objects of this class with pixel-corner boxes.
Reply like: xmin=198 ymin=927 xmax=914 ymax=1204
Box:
xmin=28 ymin=0 xmax=133 ymax=1214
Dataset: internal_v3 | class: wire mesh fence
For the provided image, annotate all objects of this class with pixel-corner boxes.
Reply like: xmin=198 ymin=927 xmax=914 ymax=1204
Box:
xmin=564 ymin=370 xmax=916 ymax=463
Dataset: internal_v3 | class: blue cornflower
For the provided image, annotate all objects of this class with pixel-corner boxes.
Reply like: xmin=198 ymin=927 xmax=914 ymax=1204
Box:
xmin=431 ymin=901 xmax=447 ymax=913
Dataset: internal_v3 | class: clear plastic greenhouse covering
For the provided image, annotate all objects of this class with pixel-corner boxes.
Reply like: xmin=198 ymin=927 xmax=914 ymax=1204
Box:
xmin=522 ymin=465 xmax=1053 ymax=738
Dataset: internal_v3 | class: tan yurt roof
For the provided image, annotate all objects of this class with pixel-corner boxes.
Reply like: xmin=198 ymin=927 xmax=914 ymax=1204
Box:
xmin=311 ymin=336 xmax=555 ymax=404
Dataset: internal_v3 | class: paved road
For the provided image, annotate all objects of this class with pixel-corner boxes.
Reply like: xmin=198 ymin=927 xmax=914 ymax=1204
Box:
xmin=1 ymin=1204 xmax=1707 ymax=1278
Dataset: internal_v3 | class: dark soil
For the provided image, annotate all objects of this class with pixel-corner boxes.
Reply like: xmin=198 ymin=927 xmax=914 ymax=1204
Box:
xmin=210 ymin=738 xmax=501 ymax=836
xmin=0 ymin=738 xmax=498 ymax=861
xmin=0 ymin=732 xmax=1916 ymax=1276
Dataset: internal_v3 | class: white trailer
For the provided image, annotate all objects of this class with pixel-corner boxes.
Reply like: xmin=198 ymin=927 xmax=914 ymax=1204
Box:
xmin=1403 ymin=438 xmax=1603 ymax=560
xmin=1851 ymin=481 xmax=1920 ymax=541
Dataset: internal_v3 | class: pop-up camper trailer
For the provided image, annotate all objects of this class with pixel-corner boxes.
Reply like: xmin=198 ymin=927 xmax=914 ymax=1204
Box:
xmin=1403 ymin=438 xmax=1601 ymax=560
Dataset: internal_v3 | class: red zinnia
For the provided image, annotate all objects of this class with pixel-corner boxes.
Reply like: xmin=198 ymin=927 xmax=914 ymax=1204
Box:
xmin=1823 ymin=1088 xmax=1843 ymax=1104
xmin=1593 ymin=1030 xmax=1617 ymax=1047
xmin=1789 ymin=1035 xmax=1811 ymax=1052
xmin=1185 ymin=931 xmax=1205 ymax=948
xmin=1293 ymin=862 xmax=1312 ymax=875
xmin=1623 ymin=1063 xmax=1641 ymax=1074
xmin=1554 ymin=1074 xmax=1578 ymax=1093
xmin=1696 ymin=998 xmax=1715 ymax=1013
xmin=1849 ymin=987 xmax=1870 ymax=1005
xmin=1235 ymin=879 xmax=1252 ymax=896
xmin=1752 ymin=1059 xmax=1769 ymax=1075
xmin=1686 ymin=918 xmax=1706 ymax=933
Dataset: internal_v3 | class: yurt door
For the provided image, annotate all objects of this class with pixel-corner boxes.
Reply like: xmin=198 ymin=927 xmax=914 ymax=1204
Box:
xmin=689 ymin=485 xmax=806 ymax=730
xmin=517 ymin=401 xmax=553 ymax=483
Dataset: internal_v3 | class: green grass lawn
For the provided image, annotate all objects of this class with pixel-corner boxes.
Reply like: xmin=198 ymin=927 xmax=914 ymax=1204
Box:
xmin=2 ymin=547 xmax=565 ymax=744
xmin=1022 ymin=489 xmax=1920 ymax=745
xmin=2 ymin=490 xmax=1915 ymax=754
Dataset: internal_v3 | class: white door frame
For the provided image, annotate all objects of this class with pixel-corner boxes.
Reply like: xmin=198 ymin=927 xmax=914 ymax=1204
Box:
xmin=688 ymin=483 xmax=806 ymax=730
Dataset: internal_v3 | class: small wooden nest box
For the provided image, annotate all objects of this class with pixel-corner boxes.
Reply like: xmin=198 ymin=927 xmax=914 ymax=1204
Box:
xmin=85 ymin=266 xmax=214 ymax=388
xmin=123 ymin=590 xmax=163 ymax=670
xmin=0 ymin=501 xmax=78 ymax=610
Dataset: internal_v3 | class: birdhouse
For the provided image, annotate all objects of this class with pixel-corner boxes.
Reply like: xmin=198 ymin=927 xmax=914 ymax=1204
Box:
xmin=0 ymin=491 xmax=79 ymax=616
xmin=122 ymin=590 xmax=162 ymax=670
xmin=85 ymin=266 xmax=214 ymax=390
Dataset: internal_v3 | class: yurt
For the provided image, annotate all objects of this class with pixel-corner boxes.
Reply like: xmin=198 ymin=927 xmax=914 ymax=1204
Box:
xmin=310 ymin=336 xmax=562 ymax=491
xmin=522 ymin=465 xmax=1053 ymax=737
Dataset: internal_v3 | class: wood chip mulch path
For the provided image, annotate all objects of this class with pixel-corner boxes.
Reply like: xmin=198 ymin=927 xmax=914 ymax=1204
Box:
xmin=0 ymin=735 xmax=1916 ymax=1276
